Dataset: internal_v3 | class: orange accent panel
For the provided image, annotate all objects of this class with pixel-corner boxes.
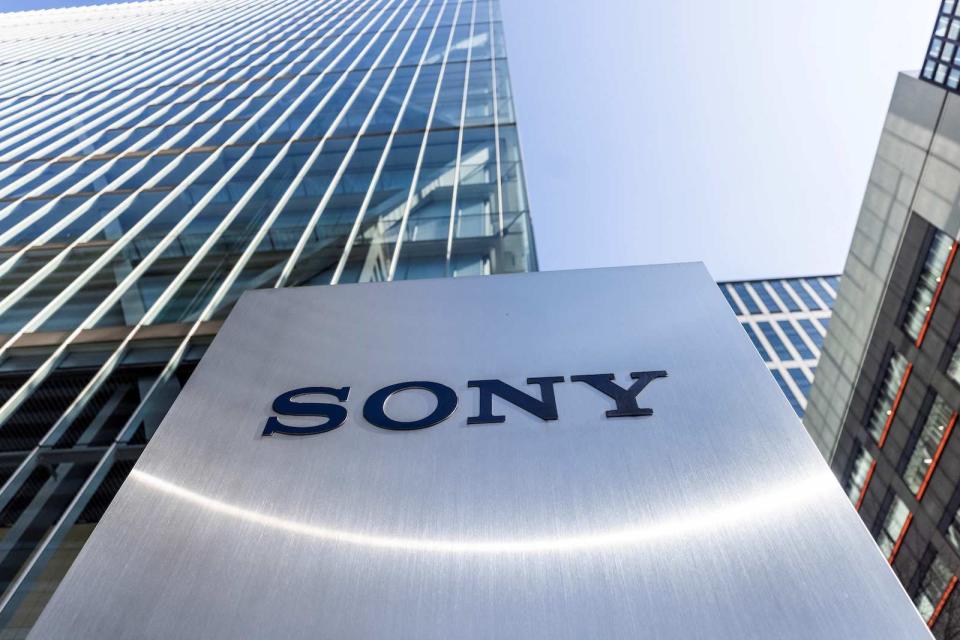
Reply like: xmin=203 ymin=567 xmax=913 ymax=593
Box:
xmin=917 ymin=412 xmax=959 ymax=501
xmin=916 ymin=241 xmax=958 ymax=348
xmin=878 ymin=363 xmax=913 ymax=448
xmin=929 ymin=575 xmax=959 ymax=628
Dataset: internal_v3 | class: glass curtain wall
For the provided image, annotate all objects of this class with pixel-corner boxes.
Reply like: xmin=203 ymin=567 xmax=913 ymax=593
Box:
xmin=0 ymin=0 xmax=536 ymax=635
xmin=718 ymin=276 xmax=838 ymax=417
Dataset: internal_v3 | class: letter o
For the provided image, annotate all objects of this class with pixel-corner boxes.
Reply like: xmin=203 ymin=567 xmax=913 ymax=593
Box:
xmin=363 ymin=381 xmax=458 ymax=431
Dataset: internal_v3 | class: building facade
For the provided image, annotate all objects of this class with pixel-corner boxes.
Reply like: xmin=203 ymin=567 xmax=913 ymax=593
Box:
xmin=0 ymin=0 xmax=535 ymax=636
xmin=805 ymin=3 xmax=960 ymax=637
xmin=718 ymin=276 xmax=839 ymax=418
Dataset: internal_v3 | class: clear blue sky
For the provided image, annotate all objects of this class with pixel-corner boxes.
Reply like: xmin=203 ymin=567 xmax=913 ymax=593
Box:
xmin=499 ymin=0 xmax=941 ymax=279
xmin=0 ymin=0 xmax=943 ymax=279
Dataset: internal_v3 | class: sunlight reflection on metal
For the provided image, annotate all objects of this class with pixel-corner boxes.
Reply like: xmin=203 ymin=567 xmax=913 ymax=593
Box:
xmin=131 ymin=468 xmax=837 ymax=554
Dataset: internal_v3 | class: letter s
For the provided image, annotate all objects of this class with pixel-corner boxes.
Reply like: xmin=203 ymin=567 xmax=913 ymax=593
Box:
xmin=262 ymin=387 xmax=350 ymax=436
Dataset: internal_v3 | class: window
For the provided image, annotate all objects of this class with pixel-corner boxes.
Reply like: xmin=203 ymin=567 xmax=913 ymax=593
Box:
xmin=742 ymin=323 xmax=770 ymax=362
xmin=933 ymin=37 xmax=945 ymax=58
xmin=798 ymin=318 xmax=824 ymax=349
xmin=770 ymin=280 xmax=801 ymax=312
xmin=778 ymin=321 xmax=814 ymax=359
xmin=786 ymin=278 xmax=821 ymax=310
xmin=938 ymin=15 xmax=951 ymax=37
xmin=944 ymin=42 xmax=957 ymax=63
xmin=939 ymin=16 xmax=951 ymax=37
xmin=947 ymin=505 xmax=960 ymax=554
xmin=805 ymin=278 xmax=835 ymax=308
xmin=867 ymin=352 xmax=909 ymax=443
xmin=877 ymin=495 xmax=910 ymax=558
xmin=903 ymin=230 xmax=953 ymax=342
xmin=902 ymin=395 xmax=954 ymax=495
xmin=772 ymin=370 xmax=803 ymax=417
xmin=788 ymin=368 xmax=811 ymax=401
xmin=915 ymin=554 xmax=955 ymax=622
xmin=843 ymin=444 xmax=874 ymax=505
xmin=753 ymin=282 xmax=781 ymax=314
xmin=757 ymin=321 xmax=791 ymax=361
xmin=948 ymin=348 xmax=960 ymax=386
xmin=732 ymin=283 xmax=761 ymax=314
xmin=720 ymin=286 xmax=741 ymax=314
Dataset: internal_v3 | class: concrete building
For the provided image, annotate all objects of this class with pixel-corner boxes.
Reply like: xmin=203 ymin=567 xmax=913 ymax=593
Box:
xmin=806 ymin=2 xmax=960 ymax=635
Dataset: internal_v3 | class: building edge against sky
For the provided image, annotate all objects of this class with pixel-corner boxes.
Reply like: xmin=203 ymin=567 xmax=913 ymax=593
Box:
xmin=0 ymin=0 xmax=535 ymax=635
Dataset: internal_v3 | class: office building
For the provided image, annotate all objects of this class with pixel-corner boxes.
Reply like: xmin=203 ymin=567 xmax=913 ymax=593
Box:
xmin=806 ymin=2 xmax=960 ymax=636
xmin=718 ymin=276 xmax=838 ymax=417
xmin=0 ymin=0 xmax=535 ymax=635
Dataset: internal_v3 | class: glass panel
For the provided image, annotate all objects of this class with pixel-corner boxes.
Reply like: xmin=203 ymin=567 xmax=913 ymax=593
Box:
xmin=915 ymin=554 xmax=954 ymax=622
xmin=947 ymin=348 xmax=960 ymax=386
xmin=867 ymin=352 xmax=909 ymax=442
xmin=805 ymin=278 xmax=835 ymax=308
xmin=732 ymin=283 xmax=760 ymax=314
xmin=842 ymin=444 xmax=873 ymax=504
xmin=876 ymin=496 xmax=910 ymax=557
xmin=787 ymin=368 xmax=811 ymax=403
xmin=902 ymin=395 xmax=953 ymax=494
xmin=949 ymin=68 xmax=960 ymax=90
xmin=938 ymin=16 xmax=950 ymax=37
xmin=946 ymin=505 xmax=960 ymax=553
xmin=757 ymin=321 xmax=791 ymax=361
xmin=0 ymin=458 xmax=97 ymax=633
xmin=770 ymin=280 xmax=801 ymax=312
xmin=778 ymin=321 xmax=814 ymax=359
xmin=337 ymin=132 xmax=424 ymax=285
xmin=450 ymin=125 xmax=499 ymax=243
xmin=752 ymin=282 xmax=781 ymax=313
xmin=742 ymin=323 xmax=770 ymax=362
xmin=720 ymin=286 xmax=742 ymax=314
xmin=798 ymin=318 xmax=824 ymax=349
xmin=772 ymin=370 xmax=802 ymax=417
xmin=786 ymin=278 xmax=820 ymax=310
xmin=903 ymin=230 xmax=953 ymax=341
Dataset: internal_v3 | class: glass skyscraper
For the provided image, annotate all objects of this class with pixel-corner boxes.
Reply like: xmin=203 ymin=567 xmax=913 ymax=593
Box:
xmin=0 ymin=0 xmax=535 ymax=635
xmin=718 ymin=276 xmax=839 ymax=417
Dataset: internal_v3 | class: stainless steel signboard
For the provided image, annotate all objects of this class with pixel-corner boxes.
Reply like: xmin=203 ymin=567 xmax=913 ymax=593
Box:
xmin=30 ymin=264 xmax=932 ymax=639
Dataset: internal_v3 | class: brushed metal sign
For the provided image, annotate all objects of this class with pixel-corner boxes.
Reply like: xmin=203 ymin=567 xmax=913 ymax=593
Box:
xmin=30 ymin=264 xmax=932 ymax=639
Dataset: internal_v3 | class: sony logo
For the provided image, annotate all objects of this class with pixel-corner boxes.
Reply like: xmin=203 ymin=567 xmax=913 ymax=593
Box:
xmin=263 ymin=370 xmax=667 ymax=436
